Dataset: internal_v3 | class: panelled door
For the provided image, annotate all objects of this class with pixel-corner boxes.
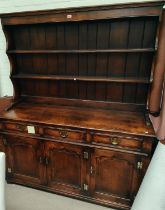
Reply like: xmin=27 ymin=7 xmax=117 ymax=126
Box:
xmin=5 ymin=135 xmax=45 ymax=185
xmin=90 ymin=148 xmax=142 ymax=208
xmin=45 ymin=141 xmax=88 ymax=196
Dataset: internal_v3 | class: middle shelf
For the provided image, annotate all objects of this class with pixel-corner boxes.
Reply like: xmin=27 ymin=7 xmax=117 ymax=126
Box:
xmin=7 ymin=48 xmax=155 ymax=54
xmin=11 ymin=74 xmax=152 ymax=84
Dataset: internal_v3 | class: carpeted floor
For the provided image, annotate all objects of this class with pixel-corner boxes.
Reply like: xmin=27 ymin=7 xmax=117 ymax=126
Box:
xmin=6 ymin=184 xmax=115 ymax=210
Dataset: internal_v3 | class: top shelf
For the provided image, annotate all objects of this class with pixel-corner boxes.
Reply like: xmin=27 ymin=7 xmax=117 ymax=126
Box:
xmin=7 ymin=48 xmax=156 ymax=54
xmin=11 ymin=74 xmax=152 ymax=84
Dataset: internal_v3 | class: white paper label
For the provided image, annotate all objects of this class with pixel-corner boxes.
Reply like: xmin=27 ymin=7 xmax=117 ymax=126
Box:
xmin=67 ymin=14 xmax=72 ymax=19
xmin=27 ymin=126 xmax=35 ymax=134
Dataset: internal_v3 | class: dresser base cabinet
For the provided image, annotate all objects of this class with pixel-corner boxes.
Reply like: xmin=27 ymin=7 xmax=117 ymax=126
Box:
xmin=3 ymin=134 xmax=150 ymax=210
xmin=0 ymin=115 xmax=154 ymax=210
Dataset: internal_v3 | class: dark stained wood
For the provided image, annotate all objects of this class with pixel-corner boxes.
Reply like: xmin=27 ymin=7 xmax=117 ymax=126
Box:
xmin=0 ymin=99 xmax=155 ymax=137
xmin=5 ymin=98 xmax=23 ymax=111
xmin=45 ymin=142 xmax=86 ymax=195
xmin=0 ymin=2 xmax=163 ymax=210
xmin=91 ymin=132 xmax=144 ymax=152
xmin=1 ymin=2 xmax=163 ymax=25
xmin=0 ymin=136 xmax=5 ymax=153
xmin=11 ymin=74 xmax=151 ymax=83
xmin=90 ymin=149 xmax=142 ymax=208
xmin=44 ymin=127 xmax=86 ymax=143
xmin=5 ymin=134 xmax=46 ymax=185
xmin=5 ymin=15 xmax=158 ymax=107
xmin=7 ymin=48 xmax=155 ymax=53
xmin=0 ymin=1 xmax=164 ymax=17
xmin=149 ymin=10 xmax=165 ymax=113
xmin=0 ymin=97 xmax=13 ymax=113
xmin=142 ymin=16 xmax=159 ymax=48
xmin=18 ymin=95 xmax=147 ymax=112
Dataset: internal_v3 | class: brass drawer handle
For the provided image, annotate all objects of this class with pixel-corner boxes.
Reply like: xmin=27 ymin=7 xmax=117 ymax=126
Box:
xmin=16 ymin=124 xmax=26 ymax=131
xmin=110 ymin=137 xmax=119 ymax=145
xmin=59 ymin=130 xmax=68 ymax=138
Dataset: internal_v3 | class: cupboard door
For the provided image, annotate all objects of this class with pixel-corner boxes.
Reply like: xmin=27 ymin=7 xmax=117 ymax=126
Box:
xmin=5 ymin=135 xmax=45 ymax=185
xmin=90 ymin=149 xmax=141 ymax=208
xmin=45 ymin=141 xmax=87 ymax=196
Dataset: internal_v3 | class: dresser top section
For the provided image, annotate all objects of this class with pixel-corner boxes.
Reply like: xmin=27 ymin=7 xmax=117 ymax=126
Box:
xmin=0 ymin=1 xmax=164 ymax=25
xmin=0 ymin=97 xmax=155 ymax=137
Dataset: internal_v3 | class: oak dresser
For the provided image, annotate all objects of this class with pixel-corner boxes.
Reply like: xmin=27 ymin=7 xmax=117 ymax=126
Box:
xmin=0 ymin=1 xmax=164 ymax=209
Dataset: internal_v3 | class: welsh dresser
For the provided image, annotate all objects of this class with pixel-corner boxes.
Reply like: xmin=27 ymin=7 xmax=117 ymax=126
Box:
xmin=0 ymin=1 xmax=164 ymax=209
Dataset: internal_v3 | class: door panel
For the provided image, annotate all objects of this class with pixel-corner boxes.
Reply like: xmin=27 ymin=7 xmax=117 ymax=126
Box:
xmin=45 ymin=141 xmax=87 ymax=196
xmin=6 ymin=135 xmax=45 ymax=185
xmin=91 ymin=149 xmax=141 ymax=207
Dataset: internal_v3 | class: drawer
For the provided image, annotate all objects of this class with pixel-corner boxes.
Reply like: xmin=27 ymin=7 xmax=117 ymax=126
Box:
xmin=92 ymin=132 xmax=143 ymax=151
xmin=44 ymin=127 xmax=86 ymax=142
xmin=4 ymin=122 xmax=39 ymax=135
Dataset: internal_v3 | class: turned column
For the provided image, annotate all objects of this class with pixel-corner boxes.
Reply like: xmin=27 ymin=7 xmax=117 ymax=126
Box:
xmin=149 ymin=10 xmax=165 ymax=116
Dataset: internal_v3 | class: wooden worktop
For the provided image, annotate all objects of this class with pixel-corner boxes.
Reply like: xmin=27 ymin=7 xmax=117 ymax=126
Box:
xmin=0 ymin=97 xmax=155 ymax=137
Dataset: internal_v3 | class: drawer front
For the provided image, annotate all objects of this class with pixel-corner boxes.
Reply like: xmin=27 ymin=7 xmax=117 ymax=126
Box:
xmin=44 ymin=127 xmax=86 ymax=142
xmin=92 ymin=133 xmax=143 ymax=151
xmin=4 ymin=122 xmax=38 ymax=135
xmin=5 ymin=123 xmax=26 ymax=132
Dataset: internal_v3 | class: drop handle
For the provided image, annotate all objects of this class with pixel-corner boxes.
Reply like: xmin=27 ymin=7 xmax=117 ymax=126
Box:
xmin=110 ymin=137 xmax=119 ymax=145
xmin=59 ymin=129 xmax=68 ymax=138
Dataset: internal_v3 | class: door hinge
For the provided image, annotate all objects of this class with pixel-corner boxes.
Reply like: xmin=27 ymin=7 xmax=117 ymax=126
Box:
xmin=155 ymin=37 xmax=158 ymax=50
xmin=39 ymin=156 xmax=43 ymax=164
xmin=137 ymin=162 xmax=143 ymax=170
xmin=45 ymin=157 xmax=49 ymax=165
xmin=90 ymin=166 xmax=95 ymax=175
xmin=8 ymin=168 xmax=12 ymax=173
xmin=83 ymin=184 xmax=89 ymax=191
xmin=83 ymin=151 xmax=89 ymax=159
xmin=144 ymin=112 xmax=152 ymax=127
xmin=2 ymin=138 xmax=7 ymax=146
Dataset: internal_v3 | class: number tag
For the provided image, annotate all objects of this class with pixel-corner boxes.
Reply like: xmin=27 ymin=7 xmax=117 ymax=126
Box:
xmin=27 ymin=126 xmax=35 ymax=134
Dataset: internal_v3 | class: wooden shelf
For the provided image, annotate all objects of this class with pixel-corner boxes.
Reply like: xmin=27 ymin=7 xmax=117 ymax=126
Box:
xmin=7 ymin=48 xmax=155 ymax=54
xmin=12 ymin=74 xmax=151 ymax=84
